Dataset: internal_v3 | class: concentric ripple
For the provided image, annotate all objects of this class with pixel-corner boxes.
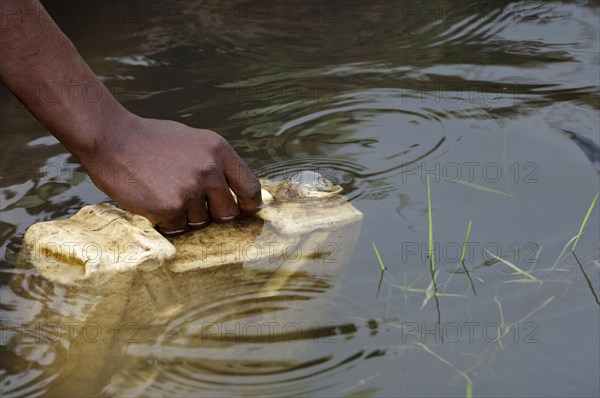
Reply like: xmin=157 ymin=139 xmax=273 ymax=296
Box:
xmin=248 ymin=103 xmax=446 ymax=201
xmin=0 ymin=270 xmax=93 ymax=398
xmin=93 ymin=269 xmax=381 ymax=397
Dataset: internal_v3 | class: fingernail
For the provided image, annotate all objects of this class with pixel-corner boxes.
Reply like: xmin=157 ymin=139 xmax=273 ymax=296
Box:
xmin=239 ymin=205 xmax=263 ymax=217
xmin=216 ymin=215 xmax=236 ymax=223
xmin=188 ymin=220 xmax=209 ymax=230
xmin=158 ymin=228 xmax=188 ymax=237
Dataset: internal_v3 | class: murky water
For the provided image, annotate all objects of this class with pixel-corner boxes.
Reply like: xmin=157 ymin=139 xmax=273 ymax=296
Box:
xmin=1 ymin=1 xmax=599 ymax=397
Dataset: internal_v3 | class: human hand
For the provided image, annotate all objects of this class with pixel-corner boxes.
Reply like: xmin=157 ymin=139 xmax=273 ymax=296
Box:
xmin=79 ymin=114 xmax=262 ymax=235
xmin=0 ymin=0 xmax=261 ymax=235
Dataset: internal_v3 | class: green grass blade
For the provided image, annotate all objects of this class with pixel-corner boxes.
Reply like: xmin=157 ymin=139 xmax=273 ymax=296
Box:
xmin=460 ymin=220 xmax=472 ymax=263
xmin=461 ymin=261 xmax=477 ymax=296
xmin=458 ymin=220 xmax=477 ymax=295
xmin=445 ymin=178 xmax=512 ymax=196
xmin=427 ymin=175 xmax=434 ymax=272
xmin=485 ymin=250 xmax=541 ymax=283
xmin=372 ymin=241 xmax=386 ymax=271
xmin=414 ymin=342 xmax=473 ymax=398
xmin=571 ymin=192 xmax=599 ymax=253
xmin=573 ymin=253 xmax=600 ymax=306
xmin=552 ymin=235 xmax=578 ymax=269
xmin=376 ymin=269 xmax=385 ymax=300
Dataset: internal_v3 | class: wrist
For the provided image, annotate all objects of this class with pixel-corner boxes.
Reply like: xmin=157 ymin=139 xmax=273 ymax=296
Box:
xmin=63 ymin=97 xmax=138 ymax=158
xmin=74 ymin=106 xmax=144 ymax=191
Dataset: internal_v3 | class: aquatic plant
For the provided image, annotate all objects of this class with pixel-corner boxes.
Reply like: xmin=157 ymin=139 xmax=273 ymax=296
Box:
xmin=372 ymin=241 xmax=386 ymax=271
xmin=459 ymin=219 xmax=477 ymax=295
xmin=571 ymin=192 xmax=599 ymax=253
xmin=427 ymin=175 xmax=434 ymax=272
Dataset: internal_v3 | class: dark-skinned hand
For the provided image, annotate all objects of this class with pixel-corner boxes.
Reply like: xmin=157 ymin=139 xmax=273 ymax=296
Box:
xmin=81 ymin=115 xmax=262 ymax=236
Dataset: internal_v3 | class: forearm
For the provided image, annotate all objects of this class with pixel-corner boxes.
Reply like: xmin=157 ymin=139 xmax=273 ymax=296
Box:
xmin=0 ymin=0 xmax=129 ymax=155
xmin=0 ymin=0 xmax=263 ymax=232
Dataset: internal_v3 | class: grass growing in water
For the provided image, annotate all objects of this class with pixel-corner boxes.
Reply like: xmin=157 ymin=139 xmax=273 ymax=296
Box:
xmin=571 ymin=192 xmax=599 ymax=253
xmin=573 ymin=253 xmax=600 ymax=306
xmin=369 ymin=166 xmax=598 ymax=398
xmin=372 ymin=241 xmax=387 ymax=299
xmin=427 ymin=175 xmax=434 ymax=272
xmin=443 ymin=177 xmax=511 ymax=197
xmin=459 ymin=219 xmax=477 ymax=295
xmin=552 ymin=235 xmax=578 ymax=269
xmin=425 ymin=175 xmax=443 ymax=326
xmin=460 ymin=220 xmax=472 ymax=263
xmin=415 ymin=342 xmax=473 ymax=398
xmin=372 ymin=241 xmax=386 ymax=271
xmin=485 ymin=250 xmax=541 ymax=283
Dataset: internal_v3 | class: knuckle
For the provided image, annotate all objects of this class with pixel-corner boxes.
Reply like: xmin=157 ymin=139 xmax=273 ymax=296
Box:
xmin=156 ymin=197 xmax=186 ymax=217
xmin=200 ymin=162 xmax=220 ymax=178
xmin=205 ymin=131 xmax=229 ymax=153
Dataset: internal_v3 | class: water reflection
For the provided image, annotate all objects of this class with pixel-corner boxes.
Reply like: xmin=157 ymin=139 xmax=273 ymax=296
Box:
xmin=2 ymin=260 xmax=374 ymax=396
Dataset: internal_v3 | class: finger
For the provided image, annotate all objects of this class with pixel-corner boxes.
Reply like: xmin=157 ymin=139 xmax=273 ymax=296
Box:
xmin=187 ymin=197 xmax=210 ymax=230
xmin=156 ymin=214 xmax=189 ymax=237
xmin=206 ymin=180 xmax=240 ymax=222
xmin=222 ymin=149 xmax=262 ymax=215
